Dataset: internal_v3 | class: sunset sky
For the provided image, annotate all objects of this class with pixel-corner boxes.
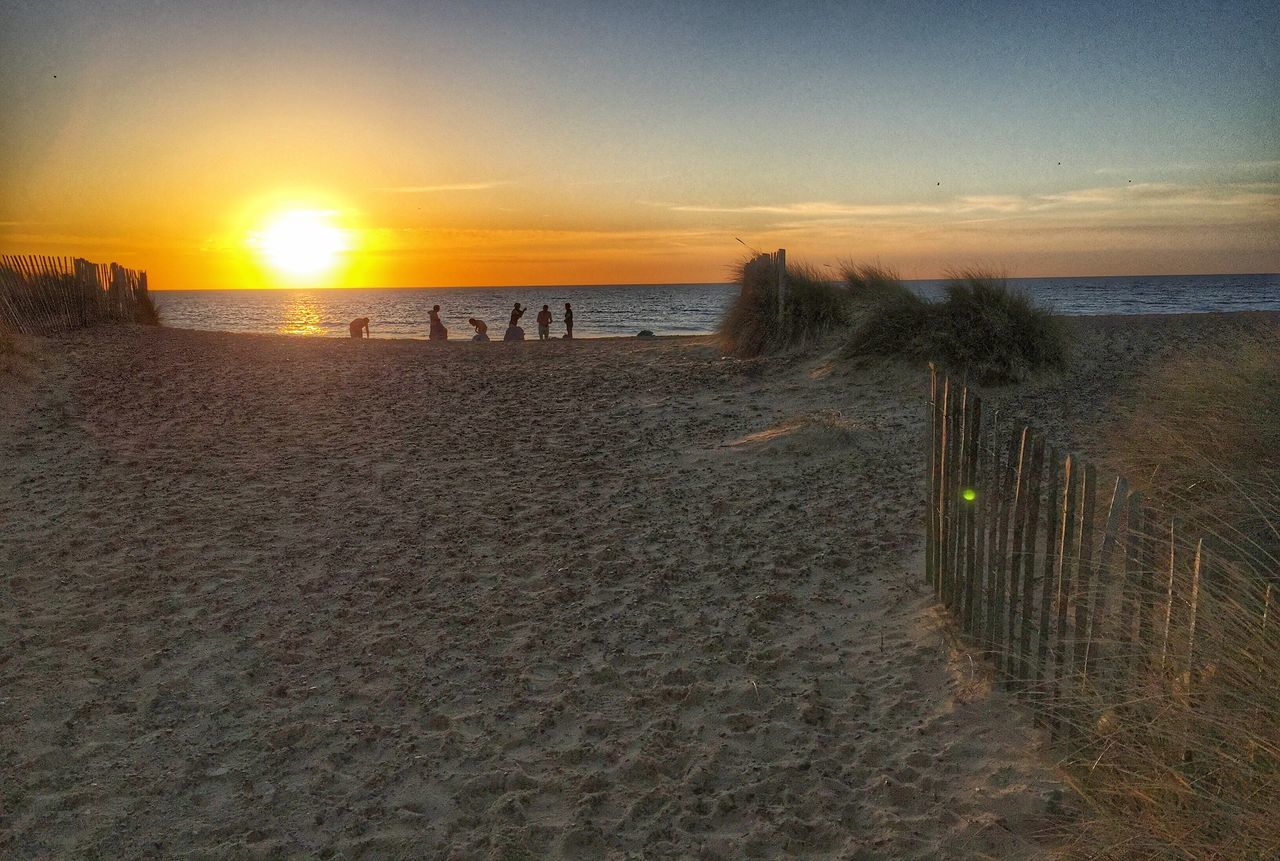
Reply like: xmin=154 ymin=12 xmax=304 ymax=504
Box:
xmin=1 ymin=0 xmax=1277 ymax=289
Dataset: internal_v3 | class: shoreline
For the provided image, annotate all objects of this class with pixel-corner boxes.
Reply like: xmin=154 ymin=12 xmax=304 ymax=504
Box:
xmin=122 ymin=307 xmax=1280 ymax=344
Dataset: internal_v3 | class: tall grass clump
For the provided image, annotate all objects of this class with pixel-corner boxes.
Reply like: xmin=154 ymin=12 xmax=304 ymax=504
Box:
xmin=719 ymin=259 xmax=850 ymax=357
xmin=1103 ymin=340 xmax=1279 ymax=565
xmin=134 ymin=291 xmax=161 ymax=326
xmin=933 ymin=269 xmax=1067 ymax=383
xmin=1046 ymin=339 xmax=1279 ymax=858
xmin=1052 ymin=530 xmax=1278 ymax=860
xmin=844 ymin=267 xmax=1067 ymax=384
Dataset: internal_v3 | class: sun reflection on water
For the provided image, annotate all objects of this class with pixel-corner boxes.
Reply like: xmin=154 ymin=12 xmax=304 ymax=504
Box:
xmin=278 ymin=297 xmax=324 ymax=336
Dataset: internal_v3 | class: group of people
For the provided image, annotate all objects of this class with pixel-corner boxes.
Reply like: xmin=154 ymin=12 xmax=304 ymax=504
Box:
xmin=349 ymin=302 xmax=575 ymax=342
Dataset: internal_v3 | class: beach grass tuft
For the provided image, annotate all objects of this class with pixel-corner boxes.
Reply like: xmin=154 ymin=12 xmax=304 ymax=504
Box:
xmin=844 ymin=266 xmax=1067 ymax=384
xmin=1046 ymin=339 xmax=1280 ymax=859
xmin=135 ymin=291 xmax=161 ymax=326
xmin=719 ymin=259 xmax=849 ymax=357
xmin=1051 ymin=527 xmax=1279 ymax=860
xmin=1104 ymin=337 xmax=1280 ymax=565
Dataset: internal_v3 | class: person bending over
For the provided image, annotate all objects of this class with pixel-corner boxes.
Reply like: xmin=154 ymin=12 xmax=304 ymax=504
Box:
xmin=349 ymin=317 xmax=369 ymax=338
xmin=536 ymin=304 xmax=552 ymax=341
xmin=429 ymin=305 xmax=448 ymax=341
xmin=469 ymin=317 xmax=489 ymax=342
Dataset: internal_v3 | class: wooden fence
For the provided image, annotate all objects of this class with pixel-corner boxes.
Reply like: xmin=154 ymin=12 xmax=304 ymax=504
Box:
xmin=0 ymin=254 xmax=153 ymax=334
xmin=742 ymin=249 xmax=787 ymax=313
xmin=926 ymin=365 xmax=1275 ymax=748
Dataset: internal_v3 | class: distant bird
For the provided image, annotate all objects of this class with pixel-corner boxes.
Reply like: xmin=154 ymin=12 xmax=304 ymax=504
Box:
xmin=936 ymin=182 xmax=940 ymax=186
xmin=1057 ymin=161 xmax=1061 ymax=165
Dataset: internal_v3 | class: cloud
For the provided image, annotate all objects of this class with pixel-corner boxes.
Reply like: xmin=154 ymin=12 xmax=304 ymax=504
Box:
xmin=374 ymin=181 xmax=510 ymax=193
xmin=653 ymin=181 xmax=1280 ymax=228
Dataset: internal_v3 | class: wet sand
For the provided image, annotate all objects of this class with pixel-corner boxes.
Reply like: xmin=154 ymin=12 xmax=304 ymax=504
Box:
xmin=4 ymin=314 xmax=1270 ymax=859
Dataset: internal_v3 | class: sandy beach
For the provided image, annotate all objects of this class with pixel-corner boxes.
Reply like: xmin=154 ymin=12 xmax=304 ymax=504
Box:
xmin=2 ymin=312 xmax=1275 ymax=859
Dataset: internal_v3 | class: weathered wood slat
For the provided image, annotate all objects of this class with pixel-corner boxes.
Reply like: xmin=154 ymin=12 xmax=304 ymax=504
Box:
xmin=1015 ymin=436 xmax=1045 ymax=687
xmin=927 ymin=365 xmax=940 ymax=589
xmin=1034 ymin=447 xmax=1061 ymax=707
xmin=990 ymin=427 xmax=1022 ymax=663
xmin=1003 ymin=428 xmax=1033 ymax=679
xmin=937 ymin=379 xmax=953 ymax=602
xmin=1082 ymin=477 xmax=1128 ymax=686
xmin=1070 ymin=464 xmax=1099 ymax=688
xmin=1051 ymin=455 xmax=1079 ymax=737
xmin=962 ymin=395 xmax=983 ymax=633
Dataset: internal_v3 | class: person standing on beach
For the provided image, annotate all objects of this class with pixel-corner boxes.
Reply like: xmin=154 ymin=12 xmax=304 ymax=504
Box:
xmin=563 ymin=303 xmax=573 ymax=339
xmin=348 ymin=317 xmax=369 ymax=338
xmin=536 ymin=304 xmax=553 ymax=340
xmin=509 ymin=303 xmax=525 ymax=328
xmin=429 ymin=305 xmax=448 ymax=341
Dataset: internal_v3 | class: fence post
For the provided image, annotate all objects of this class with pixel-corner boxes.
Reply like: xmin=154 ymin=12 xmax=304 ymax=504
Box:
xmin=1051 ymin=454 xmax=1079 ymax=737
xmin=1034 ymin=447 xmax=1061 ymax=710
xmin=775 ymin=249 xmax=786 ymax=317
xmin=987 ymin=427 xmax=1020 ymax=661
xmin=1159 ymin=520 xmax=1177 ymax=674
xmin=1015 ymin=436 xmax=1045 ymax=688
xmin=1070 ymin=464 xmax=1099 ymax=688
xmin=962 ymin=395 xmax=982 ymax=633
xmin=937 ymin=378 xmax=952 ymax=601
xmin=1003 ymin=428 xmax=1033 ymax=681
xmin=927 ymin=365 xmax=939 ymax=588
xmin=1083 ymin=477 xmax=1128 ymax=686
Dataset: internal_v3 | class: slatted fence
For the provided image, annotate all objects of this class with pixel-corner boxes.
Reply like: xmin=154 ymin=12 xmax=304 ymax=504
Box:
xmin=0 ymin=254 xmax=154 ymax=334
xmin=926 ymin=365 xmax=1276 ymax=751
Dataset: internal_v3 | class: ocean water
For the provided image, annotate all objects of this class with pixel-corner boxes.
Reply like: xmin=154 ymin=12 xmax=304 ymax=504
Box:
xmin=154 ymin=274 xmax=1279 ymax=340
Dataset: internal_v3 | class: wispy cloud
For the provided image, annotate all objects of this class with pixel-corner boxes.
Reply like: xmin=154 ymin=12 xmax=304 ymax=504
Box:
xmin=653 ymin=182 xmax=1280 ymax=227
xmin=375 ymin=181 xmax=510 ymax=193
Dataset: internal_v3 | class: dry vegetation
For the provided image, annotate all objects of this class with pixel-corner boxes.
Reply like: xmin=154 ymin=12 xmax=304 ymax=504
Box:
xmin=843 ymin=267 xmax=1068 ymax=384
xmin=719 ymin=256 xmax=1068 ymax=385
xmin=1104 ymin=341 xmax=1279 ymax=566
xmin=718 ymin=258 xmax=850 ymax=356
xmin=1053 ymin=338 xmax=1279 ymax=860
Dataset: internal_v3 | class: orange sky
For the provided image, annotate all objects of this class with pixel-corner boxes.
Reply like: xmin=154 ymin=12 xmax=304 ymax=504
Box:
xmin=2 ymin=2 xmax=1277 ymax=289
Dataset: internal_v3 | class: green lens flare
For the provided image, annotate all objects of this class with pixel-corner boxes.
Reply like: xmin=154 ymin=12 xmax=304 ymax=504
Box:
xmin=962 ymin=488 xmax=977 ymax=502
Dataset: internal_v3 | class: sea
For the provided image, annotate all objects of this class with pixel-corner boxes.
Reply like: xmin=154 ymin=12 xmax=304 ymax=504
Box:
xmin=154 ymin=274 xmax=1280 ymax=340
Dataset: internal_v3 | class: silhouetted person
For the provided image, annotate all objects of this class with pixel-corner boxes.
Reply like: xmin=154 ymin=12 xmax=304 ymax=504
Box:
xmin=509 ymin=303 xmax=525 ymax=328
xmin=563 ymin=302 xmax=573 ymax=339
xmin=469 ymin=317 xmax=489 ymax=342
xmin=536 ymin=304 xmax=552 ymax=340
xmin=348 ymin=317 xmax=369 ymax=339
xmin=429 ymin=305 xmax=448 ymax=341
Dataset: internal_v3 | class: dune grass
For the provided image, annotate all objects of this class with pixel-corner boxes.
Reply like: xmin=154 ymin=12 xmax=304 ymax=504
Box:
xmin=719 ymin=259 xmax=850 ymax=357
xmin=1052 ymin=533 xmax=1278 ymax=860
xmin=1047 ymin=338 xmax=1280 ymax=859
xmin=843 ymin=267 xmax=1067 ymax=384
xmin=1102 ymin=340 xmax=1279 ymax=565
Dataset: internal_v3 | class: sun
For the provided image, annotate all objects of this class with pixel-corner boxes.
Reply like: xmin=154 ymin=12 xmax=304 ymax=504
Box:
xmin=252 ymin=209 xmax=349 ymax=277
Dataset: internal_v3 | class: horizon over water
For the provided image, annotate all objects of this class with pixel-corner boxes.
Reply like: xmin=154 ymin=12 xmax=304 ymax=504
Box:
xmin=155 ymin=274 xmax=1280 ymax=340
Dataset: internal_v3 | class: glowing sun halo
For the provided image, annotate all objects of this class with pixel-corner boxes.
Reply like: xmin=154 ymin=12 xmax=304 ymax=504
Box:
xmin=254 ymin=209 xmax=349 ymax=277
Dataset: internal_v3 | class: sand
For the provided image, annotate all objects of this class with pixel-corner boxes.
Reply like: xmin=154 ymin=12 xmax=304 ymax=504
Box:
xmin=4 ymin=314 xmax=1270 ymax=859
